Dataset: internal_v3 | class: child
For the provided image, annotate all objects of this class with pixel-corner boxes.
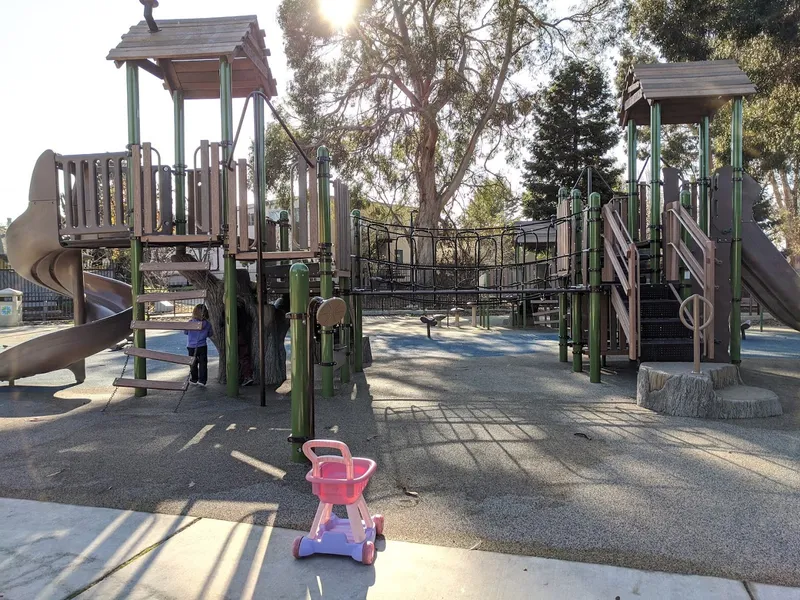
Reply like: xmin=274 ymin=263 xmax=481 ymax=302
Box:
xmin=185 ymin=304 xmax=212 ymax=386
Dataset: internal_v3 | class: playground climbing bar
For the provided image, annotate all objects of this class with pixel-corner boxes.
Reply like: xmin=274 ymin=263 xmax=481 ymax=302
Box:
xmin=352 ymin=210 xmax=364 ymax=372
xmin=627 ymin=119 xmax=637 ymax=238
xmin=572 ymin=188 xmax=583 ymax=373
xmin=289 ymin=263 xmax=310 ymax=463
xmin=317 ymin=147 xmax=334 ymax=396
xmin=254 ymin=89 xmax=267 ymax=407
xmin=558 ymin=188 xmax=569 ymax=363
xmin=650 ymin=101 xmax=662 ymax=280
xmin=126 ymin=62 xmax=147 ymax=396
xmin=174 ymin=90 xmax=186 ymax=235
xmin=699 ymin=116 xmax=710 ymax=235
xmin=220 ymin=57 xmax=239 ymax=396
xmin=589 ymin=192 xmax=601 ymax=383
xmin=730 ymin=97 xmax=744 ymax=364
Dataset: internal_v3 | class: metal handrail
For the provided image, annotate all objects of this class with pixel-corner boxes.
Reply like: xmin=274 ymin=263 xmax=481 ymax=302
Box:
xmin=679 ymin=294 xmax=714 ymax=373
xmin=665 ymin=200 xmax=716 ymax=359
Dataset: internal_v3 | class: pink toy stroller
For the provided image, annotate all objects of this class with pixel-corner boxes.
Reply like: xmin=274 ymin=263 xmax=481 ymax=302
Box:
xmin=292 ymin=440 xmax=384 ymax=565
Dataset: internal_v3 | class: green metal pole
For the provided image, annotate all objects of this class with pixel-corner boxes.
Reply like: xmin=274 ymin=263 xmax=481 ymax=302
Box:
xmin=572 ymin=188 xmax=583 ymax=372
xmin=220 ymin=58 xmax=239 ymax=396
xmin=516 ymin=244 xmax=524 ymax=329
xmin=589 ymin=192 xmax=601 ymax=383
xmin=173 ymin=90 xmax=186 ymax=235
xmin=126 ymin=63 xmax=146 ymax=397
xmin=289 ymin=263 xmax=310 ymax=463
xmin=279 ymin=210 xmax=290 ymax=251
xmin=650 ymin=102 xmax=662 ymax=281
xmin=730 ymin=97 xmax=744 ymax=364
xmin=317 ymin=147 xmax=334 ymax=396
xmin=351 ymin=209 xmax=363 ymax=372
xmin=627 ymin=119 xmax=638 ymax=238
xmin=558 ymin=187 xmax=569 ymax=362
xmin=256 ymin=89 xmax=268 ymax=235
xmin=679 ymin=189 xmax=692 ymax=300
xmin=340 ymin=276 xmax=351 ymax=384
xmin=699 ymin=116 xmax=710 ymax=235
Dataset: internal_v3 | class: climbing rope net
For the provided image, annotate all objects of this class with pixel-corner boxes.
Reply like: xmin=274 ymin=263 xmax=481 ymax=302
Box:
xmin=351 ymin=213 xmax=578 ymax=313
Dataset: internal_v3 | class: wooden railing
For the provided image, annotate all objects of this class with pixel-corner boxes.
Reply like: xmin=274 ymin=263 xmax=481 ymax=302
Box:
xmin=602 ymin=201 xmax=640 ymax=360
xmin=664 ymin=200 xmax=716 ymax=359
xmin=56 ymin=151 xmax=131 ymax=240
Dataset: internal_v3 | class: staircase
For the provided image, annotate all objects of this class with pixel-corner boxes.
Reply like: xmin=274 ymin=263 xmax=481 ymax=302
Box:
xmin=629 ymin=240 xmax=694 ymax=363
xmin=113 ymin=259 xmax=211 ymax=393
xmin=639 ymin=283 xmax=693 ymax=362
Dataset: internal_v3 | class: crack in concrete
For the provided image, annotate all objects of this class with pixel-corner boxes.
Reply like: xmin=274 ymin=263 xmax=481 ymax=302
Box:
xmin=60 ymin=517 xmax=203 ymax=600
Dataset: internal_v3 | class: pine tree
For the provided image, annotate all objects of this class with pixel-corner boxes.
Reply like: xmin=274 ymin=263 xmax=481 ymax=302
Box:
xmin=521 ymin=60 xmax=623 ymax=220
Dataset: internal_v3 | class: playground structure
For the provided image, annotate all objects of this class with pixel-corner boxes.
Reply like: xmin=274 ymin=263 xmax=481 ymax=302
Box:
xmin=0 ymin=8 xmax=359 ymax=436
xmin=0 ymin=0 xmax=797 ymax=432
xmin=349 ymin=60 xmax=800 ymax=395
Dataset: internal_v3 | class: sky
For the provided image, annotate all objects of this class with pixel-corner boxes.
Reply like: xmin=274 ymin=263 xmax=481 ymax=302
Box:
xmin=0 ymin=0 xmax=626 ymax=225
xmin=0 ymin=0 xmax=288 ymax=224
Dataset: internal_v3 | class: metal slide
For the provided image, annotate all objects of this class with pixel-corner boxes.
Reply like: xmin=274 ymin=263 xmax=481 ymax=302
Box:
xmin=741 ymin=222 xmax=800 ymax=332
xmin=712 ymin=165 xmax=800 ymax=333
xmin=0 ymin=151 xmax=132 ymax=384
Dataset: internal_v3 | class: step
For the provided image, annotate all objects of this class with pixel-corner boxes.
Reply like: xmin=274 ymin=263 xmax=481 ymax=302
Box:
xmin=640 ymin=338 xmax=694 ymax=362
xmin=640 ymin=300 xmax=680 ymax=319
xmin=140 ymin=262 xmax=210 ymax=272
xmin=124 ymin=347 xmax=195 ymax=365
xmin=113 ymin=377 xmax=189 ymax=391
xmin=137 ymin=290 xmax=207 ymax=303
xmin=639 ymin=285 xmax=676 ymax=301
xmin=714 ymin=385 xmax=782 ymax=418
xmin=640 ymin=317 xmax=692 ymax=339
xmin=131 ymin=320 xmax=203 ymax=331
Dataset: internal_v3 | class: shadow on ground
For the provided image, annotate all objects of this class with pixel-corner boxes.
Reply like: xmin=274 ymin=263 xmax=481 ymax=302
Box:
xmin=0 ymin=322 xmax=798 ymax=588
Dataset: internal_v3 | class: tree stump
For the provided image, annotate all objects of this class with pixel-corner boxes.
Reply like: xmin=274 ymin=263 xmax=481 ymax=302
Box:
xmin=637 ymin=363 xmax=782 ymax=419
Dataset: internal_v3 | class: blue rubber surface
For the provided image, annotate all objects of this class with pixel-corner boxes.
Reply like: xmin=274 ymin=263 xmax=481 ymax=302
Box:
xmin=740 ymin=329 xmax=800 ymax=359
xmin=369 ymin=330 xmax=560 ymax=359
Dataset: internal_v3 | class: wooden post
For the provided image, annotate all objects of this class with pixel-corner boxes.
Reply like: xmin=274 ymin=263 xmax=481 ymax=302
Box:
xmin=127 ymin=62 xmax=146 ymax=396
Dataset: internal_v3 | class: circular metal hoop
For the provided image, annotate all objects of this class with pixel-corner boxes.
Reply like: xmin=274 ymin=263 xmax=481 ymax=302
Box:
xmin=679 ymin=294 xmax=714 ymax=331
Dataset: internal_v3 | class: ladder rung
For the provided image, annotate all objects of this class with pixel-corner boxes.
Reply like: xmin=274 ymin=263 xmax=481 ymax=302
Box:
xmin=137 ymin=290 xmax=207 ymax=303
xmin=131 ymin=320 xmax=203 ymax=331
xmin=124 ymin=347 xmax=195 ymax=365
xmin=113 ymin=377 xmax=188 ymax=391
xmin=140 ymin=262 xmax=210 ymax=272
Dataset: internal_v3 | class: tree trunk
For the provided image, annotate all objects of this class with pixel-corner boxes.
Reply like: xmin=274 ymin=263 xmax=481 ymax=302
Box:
xmin=173 ymin=251 xmax=290 ymax=388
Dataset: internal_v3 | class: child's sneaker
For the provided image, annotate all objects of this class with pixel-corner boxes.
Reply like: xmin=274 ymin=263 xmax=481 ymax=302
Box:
xmin=198 ymin=382 xmax=206 ymax=387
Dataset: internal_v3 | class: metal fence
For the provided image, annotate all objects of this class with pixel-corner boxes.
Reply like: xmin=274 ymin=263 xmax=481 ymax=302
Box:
xmin=0 ymin=268 xmax=119 ymax=322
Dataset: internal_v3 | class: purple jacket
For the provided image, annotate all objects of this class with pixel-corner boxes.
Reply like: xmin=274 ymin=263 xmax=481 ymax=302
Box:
xmin=184 ymin=319 xmax=212 ymax=348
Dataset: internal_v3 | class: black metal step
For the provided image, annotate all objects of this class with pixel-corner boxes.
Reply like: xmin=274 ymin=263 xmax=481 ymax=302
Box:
xmin=639 ymin=284 xmax=675 ymax=300
xmin=641 ymin=317 xmax=691 ymax=339
xmin=641 ymin=338 xmax=695 ymax=362
xmin=640 ymin=299 xmax=680 ymax=318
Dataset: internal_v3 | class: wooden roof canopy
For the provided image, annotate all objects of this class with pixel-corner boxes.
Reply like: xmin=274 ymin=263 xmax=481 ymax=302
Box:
xmin=620 ymin=60 xmax=756 ymax=126
xmin=107 ymin=15 xmax=278 ymax=100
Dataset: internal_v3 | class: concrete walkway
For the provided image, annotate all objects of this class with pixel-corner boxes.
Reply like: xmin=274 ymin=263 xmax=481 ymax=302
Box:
xmin=1 ymin=499 xmax=798 ymax=600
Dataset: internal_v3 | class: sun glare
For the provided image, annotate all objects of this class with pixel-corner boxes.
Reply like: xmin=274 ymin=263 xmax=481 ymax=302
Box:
xmin=319 ymin=0 xmax=358 ymax=29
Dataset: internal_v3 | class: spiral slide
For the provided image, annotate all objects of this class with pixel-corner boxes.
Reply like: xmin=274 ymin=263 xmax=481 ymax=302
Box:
xmin=0 ymin=150 xmax=132 ymax=384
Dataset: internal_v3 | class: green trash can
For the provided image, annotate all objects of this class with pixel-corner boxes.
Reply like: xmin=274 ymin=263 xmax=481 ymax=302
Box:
xmin=0 ymin=288 xmax=23 ymax=327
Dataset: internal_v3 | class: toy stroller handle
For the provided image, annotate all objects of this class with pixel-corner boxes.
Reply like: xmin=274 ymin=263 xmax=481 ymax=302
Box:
xmin=302 ymin=440 xmax=354 ymax=480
